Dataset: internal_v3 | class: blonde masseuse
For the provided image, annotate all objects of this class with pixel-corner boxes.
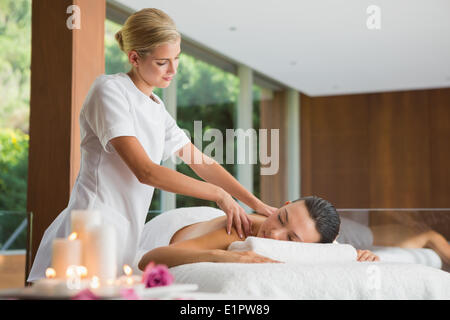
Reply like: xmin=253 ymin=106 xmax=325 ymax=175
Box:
xmin=28 ymin=8 xmax=276 ymax=281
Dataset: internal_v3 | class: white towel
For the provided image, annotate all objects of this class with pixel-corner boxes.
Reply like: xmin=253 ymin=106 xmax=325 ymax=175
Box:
xmin=228 ymin=236 xmax=357 ymax=264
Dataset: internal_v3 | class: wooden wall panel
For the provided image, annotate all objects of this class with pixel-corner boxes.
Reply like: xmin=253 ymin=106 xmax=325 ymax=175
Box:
xmin=0 ymin=254 xmax=26 ymax=289
xmin=260 ymin=90 xmax=287 ymax=208
xmin=368 ymin=91 xmax=431 ymax=209
xmin=429 ymin=89 xmax=450 ymax=207
xmin=300 ymin=94 xmax=370 ymax=208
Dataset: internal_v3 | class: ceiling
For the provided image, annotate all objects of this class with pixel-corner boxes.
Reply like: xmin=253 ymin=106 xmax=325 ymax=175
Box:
xmin=112 ymin=0 xmax=450 ymax=96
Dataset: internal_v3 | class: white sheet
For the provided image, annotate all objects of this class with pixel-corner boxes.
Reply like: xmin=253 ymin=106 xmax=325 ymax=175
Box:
xmin=369 ymin=246 xmax=442 ymax=269
xmin=228 ymin=236 xmax=357 ymax=264
xmin=170 ymin=261 xmax=450 ymax=299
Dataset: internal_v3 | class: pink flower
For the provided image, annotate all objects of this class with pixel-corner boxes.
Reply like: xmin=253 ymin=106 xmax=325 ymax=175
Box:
xmin=141 ymin=262 xmax=174 ymax=288
xmin=119 ymin=288 xmax=140 ymax=300
xmin=71 ymin=288 xmax=99 ymax=300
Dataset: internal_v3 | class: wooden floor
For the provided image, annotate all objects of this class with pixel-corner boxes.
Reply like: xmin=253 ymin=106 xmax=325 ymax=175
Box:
xmin=0 ymin=254 xmax=26 ymax=289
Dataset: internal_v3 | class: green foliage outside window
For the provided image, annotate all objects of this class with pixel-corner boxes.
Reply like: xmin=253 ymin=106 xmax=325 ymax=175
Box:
xmin=0 ymin=129 xmax=28 ymax=211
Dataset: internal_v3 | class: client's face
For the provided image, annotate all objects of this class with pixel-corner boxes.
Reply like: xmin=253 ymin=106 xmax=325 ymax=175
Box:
xmin=256 ymin=201 xmax=321 ymax=243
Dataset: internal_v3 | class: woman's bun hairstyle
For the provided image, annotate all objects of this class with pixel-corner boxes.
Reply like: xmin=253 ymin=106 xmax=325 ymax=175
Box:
xmin=115 ymin=8 xmax=180 ymax=57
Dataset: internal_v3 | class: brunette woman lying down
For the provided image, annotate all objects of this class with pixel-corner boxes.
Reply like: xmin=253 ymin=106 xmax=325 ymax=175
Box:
xmin=137 ymin=196 xmax=379 ymax=270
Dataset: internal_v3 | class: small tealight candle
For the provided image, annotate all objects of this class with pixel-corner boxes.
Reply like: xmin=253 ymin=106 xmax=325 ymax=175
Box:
xmin=116 ymin=264 xmax=142 ymax=288
xmin=89 ymin=276 xmax=118 ymax=298
xmin=52 ymin=233 xmax=81 ymax=279
xmin=32 ymin=268 xmax=68 ymax=296
xmin=46 ymin=267 xmax=56 ymax=279
xmin=66 ymin=265 xmax=84 ymax=290
xmin=77 ymin=266 xmax=88 ymax=279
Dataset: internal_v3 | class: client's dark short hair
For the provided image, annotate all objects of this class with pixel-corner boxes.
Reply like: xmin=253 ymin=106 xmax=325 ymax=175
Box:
xmin=293 ymin=196 xmax=340 ymax=243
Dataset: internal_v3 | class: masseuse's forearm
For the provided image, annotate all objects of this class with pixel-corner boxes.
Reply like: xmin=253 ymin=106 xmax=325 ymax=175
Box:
xmin=141 ymin=163 xmax=224 ymax=203
xmin=190 ymin=161 xmax=262 ymax=211
xmin=138 ymin=246 xmax=219 ymax=270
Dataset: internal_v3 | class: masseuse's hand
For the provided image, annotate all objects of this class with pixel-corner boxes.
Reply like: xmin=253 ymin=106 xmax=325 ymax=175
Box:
xmin=253 ymin=201 xmax=278 ymax=217
xmin=216 ymin=189 xmax=252 ymax=239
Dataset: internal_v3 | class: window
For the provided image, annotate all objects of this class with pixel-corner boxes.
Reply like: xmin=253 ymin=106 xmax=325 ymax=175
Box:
xmin=175 ymin=53 xmax=240 ymax=208
xmin=0 ymin=0 xmax=31 ymax=289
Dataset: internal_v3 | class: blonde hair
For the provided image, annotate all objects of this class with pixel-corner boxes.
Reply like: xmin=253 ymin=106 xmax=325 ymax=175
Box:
xmin=115 ymin=8 xmax=180 ymax=56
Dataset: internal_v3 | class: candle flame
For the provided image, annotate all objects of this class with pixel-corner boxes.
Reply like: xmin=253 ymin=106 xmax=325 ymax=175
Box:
xmin=90 ymin=276 xmax=100 ymax=289
xmin=77 ymin=266 xmax=88 ymax=278
xmin=68 ymin=232 xmax=78 ymax=241
xmin=123 ymin=264 xmax=132 ymax=276
xmin=66 ymin=265 xmax=77 ymax=278
xmin=45 ymin=268 xmax=56 ymax=279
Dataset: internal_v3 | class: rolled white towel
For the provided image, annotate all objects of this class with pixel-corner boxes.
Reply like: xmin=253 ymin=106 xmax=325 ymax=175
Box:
xmin=228 ymin=236 xmax=357 ymax=264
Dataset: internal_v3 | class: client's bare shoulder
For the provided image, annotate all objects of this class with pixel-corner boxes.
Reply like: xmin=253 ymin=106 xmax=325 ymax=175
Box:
xmin=169 ymin=213 xmax=265 ymax=251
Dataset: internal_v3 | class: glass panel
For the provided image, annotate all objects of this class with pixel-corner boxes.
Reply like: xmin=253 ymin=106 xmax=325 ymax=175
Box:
xmin=0 ymin=211 xmax=32 ymax=289
xmin=0 ymin=0 xmax=31 ymax=211
xmin=0 ymin=0 xmax=32 ymax=288
xmin=176 ymin=52 xmax=239 ymax=208
xmin=336 ymin=208 xmax=450 ymax=271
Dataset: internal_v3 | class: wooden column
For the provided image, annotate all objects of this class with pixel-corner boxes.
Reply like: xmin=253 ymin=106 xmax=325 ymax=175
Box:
xmin=27 ymin=0 xmax=105 ymax=281
xmin=260 ymin=90 xmax=287 ymax=207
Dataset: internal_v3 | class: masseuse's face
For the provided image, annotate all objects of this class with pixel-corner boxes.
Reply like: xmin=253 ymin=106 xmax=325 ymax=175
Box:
xmin=256 ymin=201 xmax=321 ymax=243
xmin=132 ymin=38 xmax=181 ymax=88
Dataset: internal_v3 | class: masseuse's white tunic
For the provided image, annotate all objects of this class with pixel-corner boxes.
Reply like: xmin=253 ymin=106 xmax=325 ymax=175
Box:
xmin=28 ymin=72 xmax=190 ymax=281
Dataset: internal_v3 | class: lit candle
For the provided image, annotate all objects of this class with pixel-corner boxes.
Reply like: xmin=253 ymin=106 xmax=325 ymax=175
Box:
xmin=116 ymin=264 xmax=142 ymax=288
xmin=66 ymin=265 xmax=83 ymax=290
xmin=71 ymin=209 xmax=102 ymax=266
xmin=89 ymin=275 xmax=118 ymax=298
xmin=46 ymin=268 xmax=56 ymax=279
xmin=77 ymin=266 xmax=88 ymax=279
xmin=32 ymin=268 xmax=69 ymax=296
xmin=84 ymin=223 xmax=117 ymax=281
xmin=51 ymin=233 xmax=81 ymax=279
